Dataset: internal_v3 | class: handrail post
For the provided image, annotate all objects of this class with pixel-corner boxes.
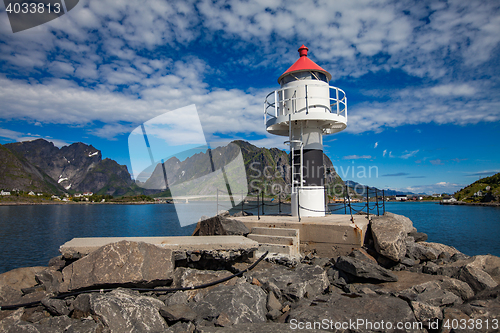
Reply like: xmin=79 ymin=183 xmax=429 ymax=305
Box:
xmin=382 ymin=190 xmax=385 ymax=215
xmin=366 ymin=187 xmax=370 ymax=219
xmin=257 ymin=192 xmax=260 ymax=220
xmin=376 ymin=188 xmax=379 ymax=216
xmin=279 ymin=193 xmax=281 ymax=214
xmin=305 ymin=85 xmax=308 ymax=114
xmin=336 ymin=87 xmax=340 ymax=115
xmin=262 ymin=191 xmax=265 ymax=215
xmin=274 ymin=90 xmax=278 ymax=117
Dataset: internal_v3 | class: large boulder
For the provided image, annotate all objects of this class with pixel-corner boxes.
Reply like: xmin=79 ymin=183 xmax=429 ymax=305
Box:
xmin=193 ymin=215 xmax=250 ymax=236
xmin=0 ymin=266 xmax=46 ymax=291
xmin=406 ymin=242 xmax=440 ymax=262
xmin=172 ymin=267 xmax=244 ymax=300
xmin=61 ymin=241 xmax=174 ymax=291
xmin=0 ymin=308 xmax=102 ymax=332
xmin=434 ymin=255 xmax=499 ymax=293
xmin=384 ymin=212 xmax=415 ymax=234
xmin=249 ymin=264 xmax=328 ymax=301
xmin=192 ymin=284 xmax=267 ymax=326
xmin=335 ymin=256 xmax=398 ymax=282
xmin=288 ymin=293 xmax=422 ymax=332
xmin=89 ymin=288 xmax=168 ymax=332
xmin=371 ymin=215 xmax=407 ymax=262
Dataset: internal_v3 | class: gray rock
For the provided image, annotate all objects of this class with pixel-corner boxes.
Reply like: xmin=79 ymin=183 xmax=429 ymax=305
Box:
xmin=166 ymin=321 xmax=196 ymax=333
xmin=159 ymin=304 xmax=197 ymax=323
xmin=0 ymin=284 xmax=22 ymax=305
xmin=47 ymin=256 xmax=67 ymax=271
xmin=384 ymin=212 xmax=415 ymax=234
xmin=406 ymin=242 xmax=440 ymax=261
xmin=398 ymin=280 xmax=462 ymax=307
xmin=458 ymin=265 xmax=497 ymax=293
xmin=451 ymin=252 xmax=470 ymax=262
xmin=434 ymin=255 xmax=499 ymax=293
xmin=173 ymin=267 xmax=243 ymax=300
xmin=408 ymin=231 xmax=428 ymax=242
xmin=35 ymin=270 xmax=63 ymax=294
xmin=61 ymin=240 xmax=174 ymax=291
xmin=250 ymin=264 xmax=328 ymax=301
xmin=0 ymin=266 xmax=46 ymax=291
xmin=401 ymin=257 xmax=417 ymax=267
xmin=267 ymin=290 xmax=282 ymax=312
xmin=89 ymin=288 xmax=168 ymax=332
xmin=193 ymin=284 xmax=267 ymax=326
xmin=162 ymin=290 xmax=189 ymax=306
xmin=335 ymin=256 xmax=398 ymax=282
xmin=71 ymin=293 xmax=91 ymax=318
xmin=288 ymin=293 xmax=422 ymax=332
xmin=410 ymin=301 xmax=443 ymax=327
xmin=371 ymin=215 xmax=407 ymax=262
xmin=193 ymin=215 xmax=249 ymax=236
xmin=41 ymin=297 xmax=70 ymax=316
xmin=420 ymin=242 xmax=460 ymax=257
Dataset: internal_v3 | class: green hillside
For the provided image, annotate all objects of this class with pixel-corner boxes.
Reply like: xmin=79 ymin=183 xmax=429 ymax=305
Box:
xmin=454 ymin=173 xmax=500 ymax=202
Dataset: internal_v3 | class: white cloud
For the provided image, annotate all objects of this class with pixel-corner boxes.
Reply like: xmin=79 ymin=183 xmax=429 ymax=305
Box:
xmin=0 ymin=128 xmax=70 ymax=147
xmin=403 ymin=182 xmax=464 ymax=195
xmin=374 ymin=142 xmax=378 ymax=148
xmin=401 ymin=150 xmax=419 ymax=159
xmin=343 ymin=155 xmax=372 ymax=160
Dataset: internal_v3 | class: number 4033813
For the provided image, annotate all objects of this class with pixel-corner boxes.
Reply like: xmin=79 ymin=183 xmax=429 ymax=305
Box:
xmin=442 ymin=318 xmax=498 ymax=331
xmin=5 ymin=2 xmax=61 ymax=14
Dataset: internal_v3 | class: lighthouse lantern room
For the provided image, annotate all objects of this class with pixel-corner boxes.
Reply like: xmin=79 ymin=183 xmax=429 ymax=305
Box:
xmin=264 ymin=45 xmax=347 ymax=218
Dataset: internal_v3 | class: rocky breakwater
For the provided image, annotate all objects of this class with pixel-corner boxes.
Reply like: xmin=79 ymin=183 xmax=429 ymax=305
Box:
xmin=0 ymin=212 xmax=499 ymax=332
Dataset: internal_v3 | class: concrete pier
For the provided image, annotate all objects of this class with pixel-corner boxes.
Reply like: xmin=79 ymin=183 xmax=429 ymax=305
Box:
xmin=233 ymin=214 xmax=370 ymax=257
xmin=60 ymin=235 xmax=258 ymax=259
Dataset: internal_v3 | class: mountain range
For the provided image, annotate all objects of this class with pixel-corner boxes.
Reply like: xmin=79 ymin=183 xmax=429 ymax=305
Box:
xmin=0 ymin=139 xmax=344 ymax=197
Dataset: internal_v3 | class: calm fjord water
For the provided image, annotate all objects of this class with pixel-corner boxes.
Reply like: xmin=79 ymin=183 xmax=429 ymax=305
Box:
xmin=0 ymin=201 xmax=499 ymax=274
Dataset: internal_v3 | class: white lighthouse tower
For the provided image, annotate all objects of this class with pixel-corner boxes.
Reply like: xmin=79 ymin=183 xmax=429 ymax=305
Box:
xmin=264 ymin=45 xmax=347 ymax=217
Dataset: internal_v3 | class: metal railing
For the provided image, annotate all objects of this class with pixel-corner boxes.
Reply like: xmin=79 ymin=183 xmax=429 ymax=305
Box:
xmin=264 ymin=84 xmax=347 ymax=124
xmin=215 ymin=185 xmax=385 ymax=221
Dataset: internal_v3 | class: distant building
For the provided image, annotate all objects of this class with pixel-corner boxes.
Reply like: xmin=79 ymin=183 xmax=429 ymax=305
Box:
xmin=28 ymin=191 xmax=36 ymax=196
xmin=485 ymin=186 xmax=491 ymax=191
xmin=395 ymin=194 xmax=407 ymax=201
xmin=83 ymin=192 xmax=93 ymax=196
xmin=442 ymin=197 xmax=457 ymax=203
xmin=51 ymin=195 xmax=61 ymax=200
xmin=74 ymin=193 xmax=82 ymax=198
xmin=1 ymin=190 xmax=11 ymax=196
xmin=473 ymin=190 xmax=483 ymax=197
xmin=432 ymin=193 xmax=442 ymax=198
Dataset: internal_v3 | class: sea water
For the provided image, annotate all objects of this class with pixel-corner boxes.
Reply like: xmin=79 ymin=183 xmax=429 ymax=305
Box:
xmin=0 ymin=201 xmax=499 ymax=274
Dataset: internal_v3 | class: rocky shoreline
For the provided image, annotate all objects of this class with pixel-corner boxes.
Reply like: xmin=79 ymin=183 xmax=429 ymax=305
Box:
xmin=1 ymin=212 xmax=499 ymax=332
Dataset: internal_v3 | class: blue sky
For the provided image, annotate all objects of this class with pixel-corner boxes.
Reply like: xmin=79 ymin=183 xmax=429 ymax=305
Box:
xmin=0 ymin=0 xmax=499 ymax=194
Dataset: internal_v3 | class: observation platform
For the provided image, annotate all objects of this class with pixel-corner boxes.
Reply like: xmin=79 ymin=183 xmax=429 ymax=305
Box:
xmin=233 ymin=214 xmax=370 ymax=257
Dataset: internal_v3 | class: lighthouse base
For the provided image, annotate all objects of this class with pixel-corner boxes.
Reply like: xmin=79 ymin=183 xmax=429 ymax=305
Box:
xmin=291 ymin=186 xmax=325 ymax=217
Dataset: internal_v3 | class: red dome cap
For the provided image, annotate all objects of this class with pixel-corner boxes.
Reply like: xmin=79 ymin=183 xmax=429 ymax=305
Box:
xmin=278 ymin=45 xmax=331 ymax=83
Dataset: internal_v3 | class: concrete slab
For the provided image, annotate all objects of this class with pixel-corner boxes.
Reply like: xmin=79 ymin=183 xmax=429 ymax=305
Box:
xmin=60 ymin=236 xmax=258 ymax=259
xmin=233 ymin=214 xmax=370 ymax=258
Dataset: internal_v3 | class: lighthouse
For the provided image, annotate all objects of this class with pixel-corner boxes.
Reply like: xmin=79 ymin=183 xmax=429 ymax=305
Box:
xmin=264 ymin=45 xmax=347 ymax=217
